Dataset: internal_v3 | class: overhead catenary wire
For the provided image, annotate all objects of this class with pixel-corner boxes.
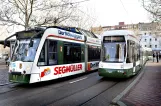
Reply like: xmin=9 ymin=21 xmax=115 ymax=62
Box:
xmin=57 ymin=0 xmax=91 ymax=7
xmin=71 ymin=0 xmax=90 ymax=4
xmin=119 ymin=0 xmax=133 ymax=25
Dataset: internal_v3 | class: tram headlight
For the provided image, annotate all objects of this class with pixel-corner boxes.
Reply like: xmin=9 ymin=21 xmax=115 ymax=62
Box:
xmin=99 ymin=62 xmax=103 ymax=68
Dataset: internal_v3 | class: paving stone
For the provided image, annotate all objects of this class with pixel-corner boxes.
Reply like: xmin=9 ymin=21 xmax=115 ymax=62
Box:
xmin=121 ymin=61 xmax=161 ymax=106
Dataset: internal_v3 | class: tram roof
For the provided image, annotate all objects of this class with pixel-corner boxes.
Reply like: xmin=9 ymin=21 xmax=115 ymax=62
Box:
xmin=12 ymin=26 xmax=98 ymax=39
xmin=101 ymin=30 xmax=135 ymax=36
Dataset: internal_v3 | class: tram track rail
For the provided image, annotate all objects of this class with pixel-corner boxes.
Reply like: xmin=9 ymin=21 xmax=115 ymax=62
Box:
xmin=45 ymin=77 xmax=106 ymax=106
xmin=79 ymin=82 xmax=119 ymax=106
xmin=46 ymin=78 xmax=120 ymax=106
xmin=0 ymin=71 xmax=133 ymax=106
xmin=0 ymin=72 xmax=104 ymax=105
xmin=0 ymin=71 xmax=98 ymax=94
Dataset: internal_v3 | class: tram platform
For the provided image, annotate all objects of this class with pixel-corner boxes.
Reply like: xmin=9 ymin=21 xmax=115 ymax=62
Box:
xmin=118 ymin=60 xmax=161 ymax=106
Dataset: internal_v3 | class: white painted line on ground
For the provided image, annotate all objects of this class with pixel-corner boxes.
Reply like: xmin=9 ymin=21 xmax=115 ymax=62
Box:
xmin=0 ymin=82 xmax=13 ymax=86
xmin=69 ymin=77 xmax=87 ymax=84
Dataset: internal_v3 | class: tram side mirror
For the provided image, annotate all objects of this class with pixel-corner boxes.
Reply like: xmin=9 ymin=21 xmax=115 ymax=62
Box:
xmin=29 ymin=40 xmax=33 ymax=47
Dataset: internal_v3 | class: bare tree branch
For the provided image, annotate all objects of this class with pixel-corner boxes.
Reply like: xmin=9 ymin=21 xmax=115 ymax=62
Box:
xmin=142 ymin=0 xmax=161 ymax=21
xmin=0 ymin=0 xmax=92 ymax=30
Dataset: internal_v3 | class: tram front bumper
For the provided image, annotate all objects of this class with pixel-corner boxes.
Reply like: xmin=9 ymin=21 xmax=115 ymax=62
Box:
xmin=98 ymin=68 xmax=133 ymax=78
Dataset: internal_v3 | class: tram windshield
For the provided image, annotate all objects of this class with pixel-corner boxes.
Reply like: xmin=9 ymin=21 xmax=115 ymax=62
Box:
xmin=12 ymin=38 xmax=40 ymax=62
xmin=102 ymin=42 xmax=126 ymax=62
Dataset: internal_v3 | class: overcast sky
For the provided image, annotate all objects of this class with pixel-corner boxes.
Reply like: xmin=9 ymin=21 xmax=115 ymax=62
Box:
xmin=80 ymin=0 xmax=150 ymax=26
xmin=0 ymin=0 xmax=151 ymax=38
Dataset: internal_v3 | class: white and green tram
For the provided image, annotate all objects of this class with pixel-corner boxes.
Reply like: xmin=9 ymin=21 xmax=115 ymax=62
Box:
xmin=98 ymin=30 xmax=147 ymax=78
xmin=4 ymin=26 xmax=101 ymax=83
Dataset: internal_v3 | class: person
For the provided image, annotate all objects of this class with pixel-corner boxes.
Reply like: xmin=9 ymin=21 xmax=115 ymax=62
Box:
xmin=5 ymin=56 xmax=9 ymax=65
xmin=156 ymin=52 xmax=159 ymax=63
xmin=6 ymin=57 xmax=10 ymax=66
xmin=153 ymin=52 xmax=155 ymax=62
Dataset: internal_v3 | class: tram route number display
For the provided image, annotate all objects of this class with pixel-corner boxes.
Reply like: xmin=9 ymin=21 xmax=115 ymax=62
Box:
xmin=103 ymin=36 xmax=125 ymax=42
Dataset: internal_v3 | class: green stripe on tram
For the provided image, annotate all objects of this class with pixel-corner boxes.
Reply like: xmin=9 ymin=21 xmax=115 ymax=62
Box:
xmin=98 ymin=66 xmax=140 ymax=78
xmin=9 ymin=74 xmax=30 ymax=83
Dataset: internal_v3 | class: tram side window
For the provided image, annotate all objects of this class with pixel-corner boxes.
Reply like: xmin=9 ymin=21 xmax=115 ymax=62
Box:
xmin=63 ymin=42 xmax=81 ymax=64
xmin=38 ymin=41 xmax=47 ymax=66
xmin=88 ymin=45 xmax=100 ymax=61
xmin=48 ymin=40 xmax=57 ymax=65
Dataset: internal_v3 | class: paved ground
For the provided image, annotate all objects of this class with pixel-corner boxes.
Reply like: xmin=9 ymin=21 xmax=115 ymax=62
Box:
xmin=0 ymin=59 xmax=9 ymax=85
xmin=120 ymin=61 xmax=161 ymax=106
xmin=1 ymin=59 xmax=161 ymax=105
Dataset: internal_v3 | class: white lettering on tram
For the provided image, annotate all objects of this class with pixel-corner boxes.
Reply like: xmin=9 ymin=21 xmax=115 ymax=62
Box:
xmin=58 ymin=30 xmax=82 ymax=40
xmin=54 ymin=64 xmax=82 ymax=75
xmin=40 ymin=64 xmax=82 ymax=78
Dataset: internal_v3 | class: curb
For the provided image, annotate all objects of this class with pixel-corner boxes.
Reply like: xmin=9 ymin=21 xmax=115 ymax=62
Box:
xmin=110 ymin=64 xmax=146 ymax=106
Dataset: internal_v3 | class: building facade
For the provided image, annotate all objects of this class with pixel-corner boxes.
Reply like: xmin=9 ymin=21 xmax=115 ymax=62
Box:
xmin=91 ymin=22 xmax=161 ymax=53
xmin=91 ymin=22 xmax=139 ymax=35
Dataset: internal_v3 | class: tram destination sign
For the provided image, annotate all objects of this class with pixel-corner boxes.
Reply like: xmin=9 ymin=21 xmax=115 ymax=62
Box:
xmin=103 ymin=36 xmax=125 ymax=42
xmin=17 ymin=31 xmax=37 ymax=39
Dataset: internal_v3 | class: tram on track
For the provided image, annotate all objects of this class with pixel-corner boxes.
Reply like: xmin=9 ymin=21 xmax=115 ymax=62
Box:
xmin=98 ymin=30 xmax=148 ymax=78
xmin=4 ymin=26 xmax=101 ymax=83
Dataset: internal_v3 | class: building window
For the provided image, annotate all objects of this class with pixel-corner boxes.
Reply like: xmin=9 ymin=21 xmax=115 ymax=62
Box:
xmin=145 ymin=39 xmax=146 ymax=42
xmin=155 ymin=38 xmax=157 ymax=41
xmin=155 ymin=45 xmax=157 ymax=48
xmin=150 ymin=45 xmax=152 ymax=48
xmin=150 ymin=38 xmax=151 ymax=41
xmin=145 ymin=45 xmax=146 ymax=47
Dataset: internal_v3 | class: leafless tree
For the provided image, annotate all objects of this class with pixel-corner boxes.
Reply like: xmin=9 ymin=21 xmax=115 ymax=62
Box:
xmin=141 ymin=0 xmax=161 ymax=21
xmin=141 ymin=0 xmax=161 ymax=37
xmin=63 ymin=7 xmax=97 ymax=30
xmin=0 ymin=0 xmax=89 ymax=30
